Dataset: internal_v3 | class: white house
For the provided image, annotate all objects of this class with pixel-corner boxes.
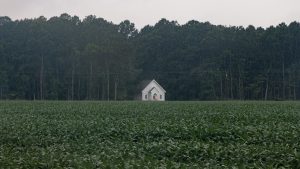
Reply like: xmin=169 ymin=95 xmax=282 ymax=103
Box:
xmin=141 ymin=80 xmax=166 ymax=101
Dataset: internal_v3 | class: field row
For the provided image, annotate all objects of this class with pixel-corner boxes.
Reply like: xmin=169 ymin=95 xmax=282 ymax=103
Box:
xmin=0 ymin=101 xmax=300 ymax=168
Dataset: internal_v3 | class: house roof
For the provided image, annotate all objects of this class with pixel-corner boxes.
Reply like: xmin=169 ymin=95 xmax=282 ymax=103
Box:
xmin=149 ymin=87 xmax=158 ymax=93
xmin=142 ymin=79 xmax=166 ymax=93
xmin=137 ymin=80 xmax=152 ymax=92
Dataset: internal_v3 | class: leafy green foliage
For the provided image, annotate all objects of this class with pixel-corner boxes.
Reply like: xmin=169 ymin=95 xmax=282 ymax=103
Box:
xmin=0 ymin=101 xmax=300 ymax=168
xmin=0 ymin=15 xmax=300 ymax=100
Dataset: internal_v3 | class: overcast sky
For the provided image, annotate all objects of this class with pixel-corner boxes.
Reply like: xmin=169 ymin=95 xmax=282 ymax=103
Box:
xmin=0 ymin=0 xmax=299 ymax=29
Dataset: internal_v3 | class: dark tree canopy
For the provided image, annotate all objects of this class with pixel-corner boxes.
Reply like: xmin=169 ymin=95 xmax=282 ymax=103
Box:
xmin=0 ymin=15 xmax=299 ymax=100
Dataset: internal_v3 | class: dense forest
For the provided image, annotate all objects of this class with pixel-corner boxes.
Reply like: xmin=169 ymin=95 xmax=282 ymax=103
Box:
xmin=0 ymin=14 xmax=300 ymax=100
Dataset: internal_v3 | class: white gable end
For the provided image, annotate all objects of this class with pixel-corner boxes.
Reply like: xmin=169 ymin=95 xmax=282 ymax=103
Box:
xmin=141 ymin=80 xmax=166 ymax=101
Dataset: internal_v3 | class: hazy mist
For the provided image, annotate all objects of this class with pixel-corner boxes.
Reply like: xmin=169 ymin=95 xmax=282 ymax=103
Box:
xmin=1 ymin=0 xmax=300 ymax=28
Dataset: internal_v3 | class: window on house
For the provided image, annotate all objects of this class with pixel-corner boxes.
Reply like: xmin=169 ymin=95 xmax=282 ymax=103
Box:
xmin=160 ymin=95 xmax=162 ymax=99
xmin=145 ymin=95 xmax=147 ymax=99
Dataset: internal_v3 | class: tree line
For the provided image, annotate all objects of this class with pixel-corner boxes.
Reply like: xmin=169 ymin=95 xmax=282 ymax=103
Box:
xmin=0 ymin=14 xmax=299 ymax=100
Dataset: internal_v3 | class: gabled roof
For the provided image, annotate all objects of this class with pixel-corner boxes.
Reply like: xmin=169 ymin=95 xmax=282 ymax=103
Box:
xmin=137 ymin=80 xmax=152 ymax=92
xmin=149 ymin=87 xmax=158 ymax=93
xmin=142 ymin=79 xmax=166 ymax=93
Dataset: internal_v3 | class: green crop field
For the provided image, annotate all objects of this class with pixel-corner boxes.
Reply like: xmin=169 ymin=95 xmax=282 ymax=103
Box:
xmin=0 ymin=101 xmax=300 ymax=168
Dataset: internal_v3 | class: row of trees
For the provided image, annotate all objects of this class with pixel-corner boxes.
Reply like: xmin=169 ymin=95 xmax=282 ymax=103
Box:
xmin=0 ymin=14 xmax=300 ymax=100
